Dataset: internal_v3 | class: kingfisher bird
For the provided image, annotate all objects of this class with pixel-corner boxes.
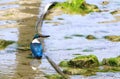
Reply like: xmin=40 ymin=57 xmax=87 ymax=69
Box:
xmin=30 ymin=34 xmax=49 ymax=59
xmin=30 ymin=34 xmax=43 ymax=59
xmin=30 ymin=2 xmax=56 ymax=59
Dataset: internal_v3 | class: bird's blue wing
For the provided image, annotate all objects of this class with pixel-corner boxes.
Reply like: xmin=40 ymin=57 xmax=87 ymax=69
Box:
xmin=30 ymin=43 xmax=43 ymax=58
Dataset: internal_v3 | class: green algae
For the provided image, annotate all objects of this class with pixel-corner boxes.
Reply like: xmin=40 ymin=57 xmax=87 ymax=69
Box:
xmin=59 ymin=55 xmax=100 ymax=76
xmin=54 ymin=0 xmax=99 ymax=14
xmin=102 ymin=56 xmax=120 ymax=67
xmin=68 ymin=55 xmax=99 ymax=68
xmin=72 ymin=34 xmax=84 ymax=37
xmin=63 ymin=67 xmax=97 ymax=76
xmin=0 ymin=39 xmax=14 ymax=49
xmin=104 ymin=35 xmax=120 ymax=42
xmin=59 ymin=55 xmax=120 ymax=76
xmin=45 ymin=74 xmax=65 ymax=79
xmin=59 ymin=55 xmax=99 ymax=68
xmin=59 ymin=61 xmax=69 ymax=67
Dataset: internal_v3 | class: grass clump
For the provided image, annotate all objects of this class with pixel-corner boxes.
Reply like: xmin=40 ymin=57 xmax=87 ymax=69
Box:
xmin=0 ymin=39 xmax=14 ymax=49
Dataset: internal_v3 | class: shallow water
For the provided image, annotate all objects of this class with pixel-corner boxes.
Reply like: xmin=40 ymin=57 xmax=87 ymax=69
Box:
xmin=0 ymin=4 xmax=18 ymax=76
xmin=0 ymin=0 xmax=43 ymax=79
xmin=40 ymin=0 xmax=120 ymax=78
xmin=0 ymin=0 xmax=120 ymax=79
xmin=0 ymin=0 xmax=17 ymax=4
xmin=0 ymin=4 xmax=19 ymax=10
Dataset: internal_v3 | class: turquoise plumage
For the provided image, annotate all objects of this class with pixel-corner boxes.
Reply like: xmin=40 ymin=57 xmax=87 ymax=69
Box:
xmin=30 ymin=34 xmax=43 ymax=59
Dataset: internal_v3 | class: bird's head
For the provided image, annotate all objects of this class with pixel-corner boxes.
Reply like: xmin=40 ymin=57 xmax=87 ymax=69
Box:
xmin=33 ymin=34 xmax=40 ymax=39
xmin=33 ymin=34 xmax=50 ymax=39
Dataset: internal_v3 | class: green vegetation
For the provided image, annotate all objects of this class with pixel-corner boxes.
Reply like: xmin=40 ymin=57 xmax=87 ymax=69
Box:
xmin=63 ymin=67 xmax=97 ymax=76
xmin=0 ymin=39 xmax=14 ymax=49
xmin=59 ymin=55 xmax=120 ymax=76
xmin=59 ymin=55 xmax=99 ymax=75
xmin=55 ymin=0 xmax=99 ymax=14
xmin=68 ymin=55 xmax=99 ymax=68
xmin=104 ymin=35 xmax=120 ymax=42
xmin=102 ymin=56 xmax=120 ymax=67
xmin=111 ymin=10 xmax=118 ymax=14
xmin=59 ymin=61 xmax=69 ymax=67
xmin=45 ymin=74 xmax=64 ymax=79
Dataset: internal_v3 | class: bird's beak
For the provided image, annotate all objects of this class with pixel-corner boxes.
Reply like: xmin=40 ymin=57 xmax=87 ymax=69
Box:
xmin=39 ymin=35 xmax=50 ymax=38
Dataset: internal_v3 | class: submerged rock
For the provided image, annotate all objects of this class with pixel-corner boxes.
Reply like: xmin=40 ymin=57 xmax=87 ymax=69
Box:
xmin=59 ymin=55 xmax=120 ymax=75
xmin=68 ymin=55 xmax=99 ymax=68
xmin=104 ymin=35 xmax=120 ymax=42
xmin=0 ymin=39 xmax=14 ymax=49
xmin=102 ymin=56 xmax=120 ymax=67
xmin=86 ymin=35 xmax=97 ymax=40
xmin=101 ymin=1 xmax=109 ymax=5
xmin=59 ymin=55 xmax=99 ymax=68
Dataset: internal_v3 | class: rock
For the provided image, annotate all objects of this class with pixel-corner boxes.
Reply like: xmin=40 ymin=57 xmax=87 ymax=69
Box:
xmin=63 ymin=67 xmax=97 ymax=76
xmin=102 ymin=56 xmax=120 ymax=66
xmin=68 ymin=55 xmax=99 ymax=68
xmin=63 ymin=68 xmax=87 ymax=75
xmin=104 ymin=35 xmax=120 ymax=42
xmin=0 ymin=39 xmax=14 ymax=49
xmin=111 ymin=10 xmax=120 ymax=15
xmin=101 ymin=1 xmax=109 ymax=5
xmin=86 ymin=35 xmax=97 ymax=40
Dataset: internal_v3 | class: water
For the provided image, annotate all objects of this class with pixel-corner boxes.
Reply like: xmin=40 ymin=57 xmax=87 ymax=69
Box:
xmin=0 ymin=0 xmax=120 ymax=79
xmin=0 ymin=0 xmax=42 ymax=79
xmin=40 ymin=0 xmax=120 ymax=79
xmin=0 ymin=0 xmax=17 ymax=4
xmin=0 ymin=5 xmax=19 ymax=10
